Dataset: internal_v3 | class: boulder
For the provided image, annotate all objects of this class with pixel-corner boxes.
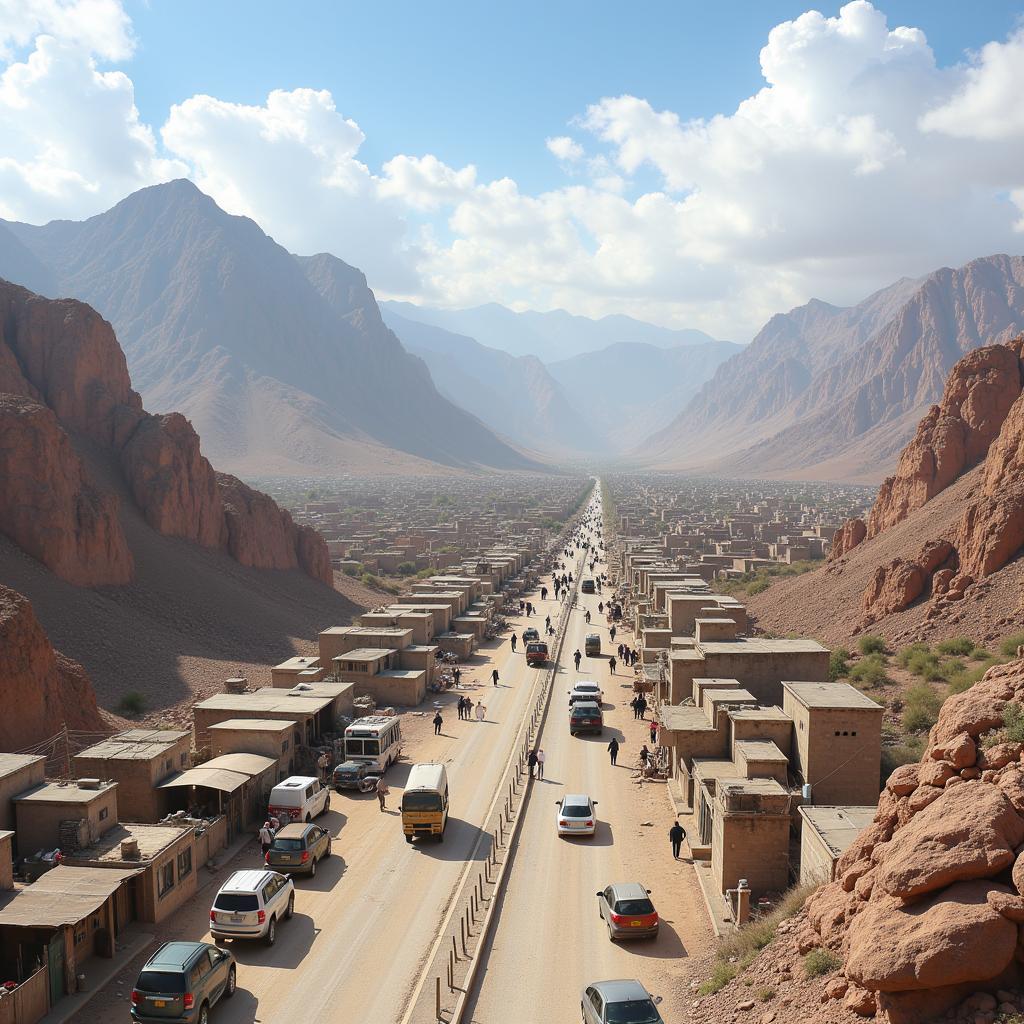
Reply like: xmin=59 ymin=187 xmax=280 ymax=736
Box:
xmin=887 ymin=763 xmax=921 ymax=797
xmin=873 ymin=783 xmax=1024 ymax=899
xmin=919 ymin=761 xmax=956 ymax=788
xmin=987 ymin=889 xmax=1024 ymax=922
xmin=831 ymin=518 xmax=867 ymax=560
xmin=846 ymin=882 xmax=1018 ymax=992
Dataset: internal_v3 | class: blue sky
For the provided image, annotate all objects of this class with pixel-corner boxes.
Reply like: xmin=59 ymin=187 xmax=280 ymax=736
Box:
xmin=124 ymin=1 xmax=1022 ymax=197
xmin=3 ymin=1 xmax=1024 ymax=337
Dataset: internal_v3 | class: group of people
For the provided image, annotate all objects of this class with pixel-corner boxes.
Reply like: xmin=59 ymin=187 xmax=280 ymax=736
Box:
xmin=618 ymin=644 xmax=639 ymax=668
xmin=605 ymin=737 xmax=655 ymax=770
xmin=629 ymin=693 xmax=649 ymax=719
xmin=527 ymin=747 xmax=546 ymax=779
xmin=456 ymin=696 xmax=487 ymax=721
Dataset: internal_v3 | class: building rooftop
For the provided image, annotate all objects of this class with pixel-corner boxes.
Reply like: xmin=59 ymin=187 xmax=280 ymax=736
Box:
xmin=208 ymin=719 xmax=296 ymax=733
xmin=321 ymin=625 xmax=409 ymax=637
xmin=14 ymin=780 xmax=117 ymax=804
xmin=782 ymin=681 xmax=883 ymax=711
xmin=69 ymin=822 xmax=193 ymax=864
xmin=799 ymin=806 xmax=878 ymax=857
xmin=730 ymin=705 xmax=790 ymax=721
xmin=0 ymin=865 xmax=140 ymax=928
xmin=734 ymin=739 xmax=788 ymax=763
xmin=195 ymin=692 xmax=331 ymax=715
xmin=333 ymin=648 xmax=397 ymax=662
xmin=698 ymin=638 xmax=829 ymax=655
xmin=76 ymin=729 xmax=190 ymax=762
xmin=0 ymin=753 xmax=45 ymax=779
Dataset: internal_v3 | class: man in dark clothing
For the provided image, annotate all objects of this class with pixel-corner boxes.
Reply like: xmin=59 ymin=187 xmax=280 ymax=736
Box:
xmin=453 ymin=667 xmax=462 ymax=686
xmin=433 ymin=712 xmax=443 ymax=735
xmin=492 ymin=669 xmax=500 ymax=686
xmin=574 ymin=649 xmax=582 ymax=671
xmin=510 ymin=634 xmax=518 ymax=653
xmin=527 ymin=749 xmax=538 ymax=778
xmin=669 ymin=820 xmax=686 ymax=859
xmin=608 ymin=656 xmax=616 ymax=674
xmin=607 ymin=736 xmax=619 ymax=766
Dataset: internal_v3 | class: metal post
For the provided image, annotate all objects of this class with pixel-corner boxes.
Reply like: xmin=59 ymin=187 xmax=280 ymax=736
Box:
xmin=448 ymin=953 xmax=454 ymax=992
xmin=452 ymin=934 xmax=459 ymax=963
xmin=460 ymin=916 xmax=467 ymax=955
xmin=436 ymin=976 xmax=441 ymax=1021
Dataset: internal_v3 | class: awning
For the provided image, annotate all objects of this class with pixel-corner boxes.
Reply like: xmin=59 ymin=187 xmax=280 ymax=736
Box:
xmin=157 ymin=767 xmax=250 ymax=794
xmin=199 ymin=753 xmax=277 ymax=777
xmin=0 ymin=865 xmax=142 ymax=928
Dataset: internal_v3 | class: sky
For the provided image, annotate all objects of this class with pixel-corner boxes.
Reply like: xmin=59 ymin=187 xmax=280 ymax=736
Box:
xmin=2 ymin=0 xmax=1024 ymax=339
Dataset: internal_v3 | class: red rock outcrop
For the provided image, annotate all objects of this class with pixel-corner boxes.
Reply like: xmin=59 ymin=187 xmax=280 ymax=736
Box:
xmin=0 ymin=395 xmax=133 ymax=585
xmin=799 ymin=656 xmax=1024 ymax=1020
xmin=860 ymin=539 xmax=952 ymax=625
xmin=831 ymin=517 xmax=867 ymax=560
xmin=0 ymin=278 xmax=330 ymax=587
xmin=0 ymin=584 xmax=106 ymax=747
xmin=218 ymin=473 xmax=332 ymax=584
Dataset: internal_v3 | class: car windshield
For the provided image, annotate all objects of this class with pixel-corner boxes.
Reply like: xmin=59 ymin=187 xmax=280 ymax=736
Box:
xmin=136 ymin=970 xmax=186 ymax=993
xmin=270 ymin=839 xmax=305 ymax=852
xmin=606 ymin=998 xmax=660 ymax=1023
xmin=214 ymin=893 xmax=259 ymax=912
xmin=561 ymin=803 xmax=591 ymax=817
xmin=403 ymin=792 xmax=442 ymax=811
xmin=615 ymin=899 xmax=655 ymax=915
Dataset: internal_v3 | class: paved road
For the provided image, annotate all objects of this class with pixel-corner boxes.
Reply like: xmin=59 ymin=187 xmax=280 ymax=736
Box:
xmin=464 ymin=506 xmax=707 ymax=1023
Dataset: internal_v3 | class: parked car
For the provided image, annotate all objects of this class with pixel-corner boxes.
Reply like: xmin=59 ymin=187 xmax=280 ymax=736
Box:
xmin=581 ymin=579 xmax=596 ymax=594
xmin=568 ymin=681 xmax=603 ymax=706
xmin=555 ymin=794 xmax=598 ymax=837
xmin=267 ymin=775 xmax=330 ymax=823
xmin=210 ymin=869 xmax=294 ymax=946
xmin=522 ymin=627 xmax=540 ymax=642
xmin=525 ymin=640 xmax=549 ymax=665
xmin=596 ymin=883 xmax=659 ymax=940
xmin=584 ymin=633 xmax=601 ymax=656
xmin=266 ymin=822 xmax=332 ymax=876
xmin=580 ymin=980 xmax=663 ymax=1024
xmin=131 ymin=941 xmax=236 ymax=1024
xmin=569 ymin=700 xmax=603 ymax=736
xmin=333 ymin=760 xmax=372 ymax=791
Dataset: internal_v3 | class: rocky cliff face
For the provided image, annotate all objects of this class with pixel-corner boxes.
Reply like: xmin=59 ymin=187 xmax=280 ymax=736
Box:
xmin=797 ymin=656 xmax=1024 ymax=1022
xmin=0 ymin=279 xmax=331 ymax=587
xmin=0 ymin=584 xmax=105 ymax=747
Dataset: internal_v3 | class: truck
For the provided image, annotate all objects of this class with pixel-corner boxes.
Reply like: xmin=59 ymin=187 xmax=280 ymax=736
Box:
xmin=525 ymin=640 xmax=549 ymax=666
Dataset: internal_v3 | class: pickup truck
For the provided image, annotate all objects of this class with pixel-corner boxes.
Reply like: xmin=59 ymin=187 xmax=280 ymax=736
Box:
xmin=525 ymin=640 xmax=549 ymax=665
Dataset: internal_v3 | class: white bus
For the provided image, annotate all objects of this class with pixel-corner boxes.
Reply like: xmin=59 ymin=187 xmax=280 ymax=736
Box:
xmin=343 ymin=716 xmax=403 ymax=772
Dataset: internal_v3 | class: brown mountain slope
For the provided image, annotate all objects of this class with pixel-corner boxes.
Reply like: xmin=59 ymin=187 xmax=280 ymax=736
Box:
xmin=748 ymin=337 xmax=1024 ymax=646
xmin=645 ymin=254 xmax=1024 ymax=482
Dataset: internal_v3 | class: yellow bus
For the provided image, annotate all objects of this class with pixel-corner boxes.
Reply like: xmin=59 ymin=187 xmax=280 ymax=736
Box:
xmin=402 ymin=763 xmax=449 ymax=843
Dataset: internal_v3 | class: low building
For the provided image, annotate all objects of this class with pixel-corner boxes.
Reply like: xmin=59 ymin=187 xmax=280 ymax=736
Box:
xmin=13 ymin=781 xmax=118 ymax=858
xmin=0 ymin=755 xmax=46 ymax=836
xmin=209 ymin=719 xmax=296 ymax=779
xmin=798 ymin=805 xmax=878 ymax=885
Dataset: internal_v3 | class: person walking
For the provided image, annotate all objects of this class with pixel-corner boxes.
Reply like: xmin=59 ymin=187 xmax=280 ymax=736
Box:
xmin=610 ymin=625 xmax=616 ymax=642
xmin=574 ymin=649 xmax=582 ymax=671
xmin=630 ymin=695 xmax=640 ymax=720
xmin=510 ymin=633 xmax=518 ymax=653
xmin=649 ymin=720 xmax=658 ymax=746
xmin=317 ymin=750 xmax=330 ymax=784
xmin=609 ymin=656 xmax=617 ymax=674
xmin=456 ymin=696 xmax=463 ymax=720
xmin=528 ymin=749 xmax=538 ymax=778
xmin=607 ymin=736 xmax=619 ymax=765
xmin=492 ymin=669 xmax=500 ymax=687
xmin=669 ymin=820 xmax=686 ymax=860
xmin=433 ymin=711 xmax=443 ymax=735
xmin=453 ymin=666 xmax=462 ymax=686
xmin=259 ymin=821 xmax=273 ymax=859
xmin=639 ymin=744 xmax=650 ymax=770
xmin=536 ymin=748 xmax=545 ymax=780
xmin=375 ymin=776 xmax=390 ymax=811
xmin=475 ymin=701 xmax=486 ymax=722
xmin=639 ymin=695 xmax=648 ymax=719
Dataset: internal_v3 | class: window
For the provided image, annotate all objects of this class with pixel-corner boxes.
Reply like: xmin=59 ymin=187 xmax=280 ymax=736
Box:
xmin=99 ymin=807 xmax=108 ymax=821
xmin=165 ymin=759 xmax=172 ymax=773
xmin=177 ymin=848 xmax=192 ymax=880
xmin=180 ymin=752 xmax=188 ymax=766
xmin=282 ymin=739 xmax=289 ymax=752
xmin=157 ymin=861 xmax=175 ymax=898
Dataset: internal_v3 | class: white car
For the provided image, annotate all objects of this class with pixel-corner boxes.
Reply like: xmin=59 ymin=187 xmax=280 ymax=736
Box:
xmin=210 ymin=869 xmax=295 ymax=946
xmin=555 ymin=794 xmax=598 ymax=837
xmin=568 ymin=681 xmax=604 ymax=706
xmin=268 ymin=775 xmax=330 ymax=823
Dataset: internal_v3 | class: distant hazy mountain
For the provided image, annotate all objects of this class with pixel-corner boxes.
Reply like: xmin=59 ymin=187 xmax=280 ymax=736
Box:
xmin=381 ymin=308 xmax=596 ymax=455
xmin=1 ymin=181 xmax=538 ymax=477
xmin=548 ymin=340 xmax=742 ymax=451
xmin=382 ymin=300 xmax=719 ymax=362
xmin=644 ymin=254 xmax=1024 ymax=482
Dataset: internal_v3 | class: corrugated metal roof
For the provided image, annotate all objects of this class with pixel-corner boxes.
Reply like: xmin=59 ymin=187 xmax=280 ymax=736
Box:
xmin=157 ymin=767 xmax=250 ymax=793
xmin=0 ymin=866 xmax=141 ymax=928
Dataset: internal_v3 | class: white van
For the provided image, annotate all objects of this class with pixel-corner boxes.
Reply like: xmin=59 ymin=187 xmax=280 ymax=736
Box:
xmin=268 ymin=776 xmax=329 ymax=824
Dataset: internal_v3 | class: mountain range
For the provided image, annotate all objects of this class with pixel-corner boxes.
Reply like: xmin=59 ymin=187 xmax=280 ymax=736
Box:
xmin=644 ymin=254 xmax=1024 ymax=482
xmin=0 ymin=181 xmax=537 ymax=477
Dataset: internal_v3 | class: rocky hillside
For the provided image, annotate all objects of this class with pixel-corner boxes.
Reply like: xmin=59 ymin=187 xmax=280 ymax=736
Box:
xmin=645 ymin=255 xmax=1024 ymax=482
xmin=748 ymin=336 xmax=1024 ymax=648
xmin=1 ymin=181 xmax=535 ymax=477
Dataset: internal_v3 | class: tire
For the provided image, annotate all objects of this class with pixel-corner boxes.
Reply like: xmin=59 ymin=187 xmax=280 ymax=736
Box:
xmin=309 ymin=857 xmax=317 ymax=878
xmin=325 ymin=839 xmax=332 ymax=857
xmin=198 ymin=1004 xmax=209 ymax=1024
xmin=264 ymin=916 xmax=276 ymax=946
xmin=225 ymin=966 xmax=236 ymax=998
xmin=285 ymin=894 xmax=294 ymax=919
xmin=607 ymin=925 xmax=617 ymax=942
xmin=304 ymin=813 xmax=311 ymax=824
xmin=405 ymin=834 xmax=413 ymax=844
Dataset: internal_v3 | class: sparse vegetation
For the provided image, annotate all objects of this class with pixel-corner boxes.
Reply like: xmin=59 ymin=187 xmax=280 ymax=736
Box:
xmin=804 ymin=948 xmax=842 ymax=978
xmin=895 ymin=642 xmax=930 ymax=669
xmin=829 ymin=648 xmax=851 ymax=680
xmin=936 ymin=637 xmax=975 ymax=656
xmin=902 ymin=683 xmax=943 ymax=733
xmin=758 ymin=988 xmax=776 ymax=1003
xmin=880 ymin=735 xmax=925 ymax=782
xmin=118 ymin=691 xmax=146 ymax=717
xmin=697 ymin=960 xmax=738 ymax=996
xmin=717 ymin=883 xmax=816 ymax=964
xmin=848 ymin=653 xmax=890 ymax=689
xmin=718 ymin=560 xmax=819 ymax=598
xmin=1000 ymin=632 xmax=1024 ymax=658
xmin=858 ymin=634 xmax=886 ymax=656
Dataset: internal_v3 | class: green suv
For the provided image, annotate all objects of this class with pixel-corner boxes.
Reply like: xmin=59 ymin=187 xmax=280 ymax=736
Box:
xmin=131 ymin=941 xmax=236 ymax=1024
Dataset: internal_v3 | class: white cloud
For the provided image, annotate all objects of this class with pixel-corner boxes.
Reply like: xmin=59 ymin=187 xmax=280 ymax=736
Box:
xmin=546 ymin=135 xmax=583 ymax=162
xmin=0 ymin=0 xmax=133 ymax=60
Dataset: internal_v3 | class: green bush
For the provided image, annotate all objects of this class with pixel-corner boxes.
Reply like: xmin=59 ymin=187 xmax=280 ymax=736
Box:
xmin=945 ymin=666 xmax=988 ymax=695
xmin=118 ymin=691 xmax=146 ymax=717
xmin=896 ymin=642 xmax=930 ymax=669
xmin=343 ymin=562 xmax=364 ymax=577
xmin=697 ymin=960 xmax=737 ymax=996
xmin=936 ymin=637 xmax=975 ymax=656
xmin=829 ymin=648 xmax=851 ymax=680
xmin=747 ymin=579 xmax=771 ymax=596
xmin=906 ymin=649 xmax=944 ymax=681
xmin=880 ymin=736 xmax=925 ymax=783
xmin=848 ymin=654 xmax=890 ymax=688
xmin=938 ymin=658 xmax=966 ymax=680
xmin=758 ymin=988 xmax=776 ymax=1003
xmin=903 ymin=684 xmax=943 ymax=733
xmin=804 ymin=949 xmax=842 ymax=978
xmin=1003 ymin=702 xmax=1024 ymax=744
xmin=1000 ymin=632 xmax=1024 ymax=658
xmin=395 ymin=561 xmax=417 ymax=576
xmin=858 ymin=635 xmax=886 ymax=656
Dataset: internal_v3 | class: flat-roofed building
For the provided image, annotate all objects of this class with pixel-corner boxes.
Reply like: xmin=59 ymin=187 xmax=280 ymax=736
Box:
xmin=798 ymin=805 xmax=878 ymax=886
xmin=0 ymin=754 xmax=45 ymax=832
xmin=13 ymin=780 xmax=119 ymax=856
xmin=208 ymin=719 xmax=296 ymax=778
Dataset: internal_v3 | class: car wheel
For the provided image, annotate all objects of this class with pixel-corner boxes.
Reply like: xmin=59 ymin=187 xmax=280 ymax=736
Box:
xmin=325 ymin=839 xmax=332 ymax=857
xmin=285 ymin=893 xmax=294 ymax=919
xmin=305 ymin=814 xmax=311 ymax=824
xmin=607 ymin=925 xmax=616 ymax=942
xmin=264 ymin=917 xmax=276 ymax=946
xmin=198 ymin=1003 xmax=210 ymax=1024
xmin=405 ymin=834 xmax=413 ymax=843
xmin=225 ymin=965 xmax=236 ymax=998
xmin=309 ymin=857 xmax=317 ymax=878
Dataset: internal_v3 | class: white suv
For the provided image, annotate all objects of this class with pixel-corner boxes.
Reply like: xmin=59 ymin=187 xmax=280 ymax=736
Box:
xmin=268 ymin=775 xmax=330 ymax=823
xmin=210 ymin=869 xmax=295 ymax=946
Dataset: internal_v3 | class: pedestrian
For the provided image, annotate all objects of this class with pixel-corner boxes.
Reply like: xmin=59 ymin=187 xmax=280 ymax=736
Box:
xmin=630 ymin=695 xmax=640 ymax=720
xmin=639 ymin=696 xmax=648 ymax=719
xmin=541 ymin=586 xmax=548 ymax=601
xmin=492 ymin=668 xmax=500 ymax=687
xmin=475 ymin=701 xmax=486 ymax=722
xmin=574 ymin=649 xmax=582 ymax=670
xmin=375 ymin=776 xmax=390 ymax=811
xmin=639 ymin=744 xmax=650 ymax=770
xmin=536 ymin=748 xmax=545 ymax=780
xmin=610 ymin=625 xmax=616 ymax=642
xmin=453 ymin=666 xmax=462 ymax=686
xmin=520 ymin=599 xmax=525 ymax=614
xmin=585 ymin=609 xmax=591 ymax=624
xmin=259 ymin=820 xmax=273 ymax=859
xmin=510 ymin=633 xmax=518 ymax=653
xmin=545 ymin=615 xmax=551 ymax=631
xmin=598 ymin=601 xmax=603 ymax=614
xmin=528 ymin=749 xmax=538 ymax=778
xmin=317 ymin=750 xmax=330 ymax=784
xmin=650 ymin=721 xmax=658 ymax=745
xmin=609 ymin=656 xmax=617 ymax=674
xmin=433 ymin=711 xmax=443 ymax=735
xmin=607 ymin=736 xmax=619 ymax=766
xmin=669 ymin=820 xmax=686 ymax=860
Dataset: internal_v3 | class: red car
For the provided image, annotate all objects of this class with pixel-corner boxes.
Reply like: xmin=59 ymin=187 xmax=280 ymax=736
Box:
xmin=526 ymin=641 xmax=549 ymax=665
